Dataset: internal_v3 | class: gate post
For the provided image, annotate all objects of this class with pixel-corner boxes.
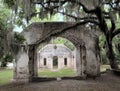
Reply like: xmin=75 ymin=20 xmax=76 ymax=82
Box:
xmin=13 ymin=45 xmax=29 ymax=82
xmin=28 ymin=45 xmax=38 ymax=82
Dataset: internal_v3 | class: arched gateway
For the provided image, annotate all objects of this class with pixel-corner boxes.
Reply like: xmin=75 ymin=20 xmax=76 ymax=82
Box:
xmin=13 ymin=22 xmax=100 ymax=82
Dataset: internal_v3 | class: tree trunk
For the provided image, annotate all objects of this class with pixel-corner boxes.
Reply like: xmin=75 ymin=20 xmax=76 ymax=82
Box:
xmin=106 ymin=34 xmax=119 ymax=69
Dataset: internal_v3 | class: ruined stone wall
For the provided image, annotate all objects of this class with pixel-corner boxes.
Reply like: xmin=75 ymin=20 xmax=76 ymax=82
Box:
xmin=38 ymin=44 xmax=75 ymax=70
xmin=14 ymin=22 xmax=100 ymax=82
xmin=14 ymin=46 xmax=29 ymax=82
xmin=22 ymin=22 xmax=74 ymax=44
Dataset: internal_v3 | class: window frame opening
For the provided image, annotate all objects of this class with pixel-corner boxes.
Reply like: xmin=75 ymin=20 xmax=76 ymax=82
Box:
xmin=43 ymin=58 xmax=47 ymax=66
xmin=53 ymin=56 xmax=58 ymax=69
xmin=64 ymin=58 xmax=67 ymax=66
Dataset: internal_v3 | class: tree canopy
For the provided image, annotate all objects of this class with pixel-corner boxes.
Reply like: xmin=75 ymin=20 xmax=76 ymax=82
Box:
xmin=0 ymin=0 xmax=14 ymax=67
xmin=2 ymin=0 xmax=120 ymax=69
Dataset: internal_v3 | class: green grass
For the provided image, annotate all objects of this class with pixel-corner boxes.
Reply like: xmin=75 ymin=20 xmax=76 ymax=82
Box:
xmin=0 ymin=68 xmax=76 ymax=85
xmin=0 ymin=69 xmax=13 ymax=85
xmin=0 ymin=65 xmax=120 ymax=85
xmin=100 ymin=65 xmax=111 ymax=72
xmin=38 ymin=68 xmax=76 ymax=77
xmin=100 ymin=65 xmax=120 ymax=72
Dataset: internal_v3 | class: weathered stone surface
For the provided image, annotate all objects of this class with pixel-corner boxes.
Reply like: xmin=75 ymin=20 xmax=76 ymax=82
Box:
xmin=14 ymin=22 xmax=100 ymax=82
xmin=38 ymin=44 xmax=75 ymax=70
xmin=14 ymin=46 xmax=29 ymax=82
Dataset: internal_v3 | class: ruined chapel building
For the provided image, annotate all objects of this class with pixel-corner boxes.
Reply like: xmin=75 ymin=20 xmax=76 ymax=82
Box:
xmin=13 ymin=22 xmax=101 ymax=82
xmin=37 ymin=44 xmax=76 ymax=70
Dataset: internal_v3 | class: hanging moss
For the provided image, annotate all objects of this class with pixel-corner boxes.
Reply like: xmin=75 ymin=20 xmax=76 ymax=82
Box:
xmin=3 ymin=0 xmax=15 ymax=8
xmin=14 ymin=32 xmax=25 ymax=44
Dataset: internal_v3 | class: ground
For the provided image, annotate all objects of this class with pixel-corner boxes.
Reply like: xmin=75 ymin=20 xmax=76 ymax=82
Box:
xmin=38 ymin=68 xmax=76 ymax=77
xmin=0 ymin=68 xmax=75 ymax=85
xmin=0 ymin=69 xmax=13 ymax=85
xmin=0 ymin=65 xmax=110 ymax=85
xmin=0 ymin=71 xmax=120 ymax=91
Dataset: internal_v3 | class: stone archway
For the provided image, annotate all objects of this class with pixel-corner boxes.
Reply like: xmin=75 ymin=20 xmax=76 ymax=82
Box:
xmin=13 ymin=22 xmax=101 ymax=82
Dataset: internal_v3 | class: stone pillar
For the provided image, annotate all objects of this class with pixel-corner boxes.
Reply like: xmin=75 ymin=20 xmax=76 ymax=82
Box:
xmin=28 ymin=45 xmax=36 ymax=81
xmin=14 ymin=46 xmax=29 ymax=82
xmin=73 ymin=49 xmax=77 ymax=71
xmin=51 ymin=57 xmax=53 ymax=69
xmin=75 ymin=46 xmax=82 ymax=76
xmin=34 ymin=46 xmax=38 ymax=77
xmin=70 ymin=56 xmax=74 ymax=69
xmin=80 ymin=45 xmax=87 ymax=77
xmin=67 ymin=57 xmax=69 ymax=68
xmin=47 ymin=57 xmax=52 ymax=69
xmin=37 ymin=52 xmax=41 ymax=70
xmin=37 ymin=53 xmax=39 ymax=69
xmin=50 ymin=57 xmax=53 ymax=70
xmin=86 ymin=46 xmax=100 ymax=77
xmin=67 ymin=57 xmax=73 ymax=68
xmin=58 ymin=57 xmax=63 ymax=69
xmin=58 ymin=57 xmax=60 ymax=69
xmin=75 ymin=45 xmax=87 ymax=77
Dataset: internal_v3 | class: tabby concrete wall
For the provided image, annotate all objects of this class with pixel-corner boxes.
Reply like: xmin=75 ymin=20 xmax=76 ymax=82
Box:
xmin=38 ymin=44 xmax=75 ymax=70
xmin=14 ymin=22 xmax=100 ymax=82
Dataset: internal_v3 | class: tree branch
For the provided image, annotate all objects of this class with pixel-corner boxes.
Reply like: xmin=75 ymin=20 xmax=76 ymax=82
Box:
xmin=34 ymin=0 xmax=97 ymax=14
xmin=109 ymin=12 xmax=115 ymax=32
xmin=33 ymin=0 xmax=66 ymax=10
xmin=112 ymin=28 xmax=120 ymax=38
xmin=102 ymin=1 xmax=120 ymax=11
xmin=30 ymin=10 xmax=98 ymax=22
xmin=57 ymin=11 xmax=98 ymax=20
xmin=95 ymin=7 xmax=108 ymax=35
xmin=66 ymin=0 xmax=97 ymax=13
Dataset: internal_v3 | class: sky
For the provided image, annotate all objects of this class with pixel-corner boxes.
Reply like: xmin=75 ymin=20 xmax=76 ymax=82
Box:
xmin=13 ymin=25 xmax=23 ymax=33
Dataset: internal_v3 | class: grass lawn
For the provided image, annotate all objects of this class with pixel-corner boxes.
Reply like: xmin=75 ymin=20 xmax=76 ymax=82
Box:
xmin=38 ymin=68 xmax=76 ymax=77
xmin=0 ymin=68 xmax=76 ymax=85
xmin=100 ymin=65 xmax=120 ymax=72
xmin=0 ymin=69 xmax=13 ymax=85
xmin=100 ymin=65 xmax=111 ymax=72
xmin=0 ymin=65 xmax=120 ymax=85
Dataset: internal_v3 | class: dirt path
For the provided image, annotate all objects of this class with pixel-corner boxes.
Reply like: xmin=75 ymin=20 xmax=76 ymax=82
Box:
xmin=0 ymin=71 xmax=120 ymax=91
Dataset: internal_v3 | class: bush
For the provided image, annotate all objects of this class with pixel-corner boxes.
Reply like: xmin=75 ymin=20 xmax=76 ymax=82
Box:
xmin=14 ymin=32 xmax=25 ymax=44
xmin=0 ymin=53 xmax=13 ymax=67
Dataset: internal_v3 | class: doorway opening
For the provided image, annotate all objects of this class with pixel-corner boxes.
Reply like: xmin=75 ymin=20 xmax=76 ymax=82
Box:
xmin=64 ymin=58 xmax=67 ymax=66
xmin=53 ymin=56 xmax=58 ymax=69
